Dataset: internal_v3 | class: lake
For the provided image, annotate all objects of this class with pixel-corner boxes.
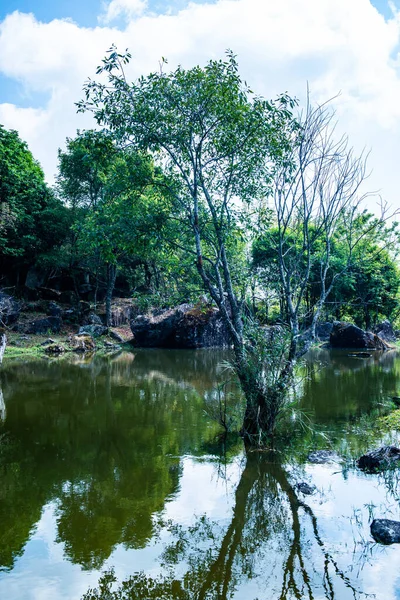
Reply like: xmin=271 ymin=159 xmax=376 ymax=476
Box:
xmin=1 ymin=348 xmax=400 ymax=599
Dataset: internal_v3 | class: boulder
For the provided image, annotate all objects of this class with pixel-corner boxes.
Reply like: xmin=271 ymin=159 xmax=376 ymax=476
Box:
xmin=87 ymin=313 xmax=103 ymax=325
xmin=0 ymin=292 xmax=21 ymax=325
xmin=371 ymin=519 xmax=400 ymax=544
xmin=357 ymin=446 xmax=400 ymax=473
xmin=315 ymin=322 xmax=333 ymax=341
xmin=78 ymin=325 xmax=108 ymax=338
xmin=110 ymin=304 xmax=133 ymax=326
xmin=104 ymin=341 xmax=122 ymax=352
xmin=307 ymin=450 xmax=341 ymax=464
xmin=70 ymin=335 xmax=96 ymax=353
xmin=25 ymin=317 xmax=62 ymax=335
xmin=40 ymin=338 xmax=56 ymax=346
xmin=47 ymin=301 xmax=62 ymax=317
xmin=373 ymin=320 xmax=396 ymax=342
xmin=44 ymin=343 xmax=65 ymax=355
xmin=330 ymin=321 xmax=389 ymax=350
xmin=109 ymin=329 xmax=125 ymax=343
xmin=130 ymin=303 xmax=230 ymax=349
xmin=295 ymin=482 xmax=316 ymax=495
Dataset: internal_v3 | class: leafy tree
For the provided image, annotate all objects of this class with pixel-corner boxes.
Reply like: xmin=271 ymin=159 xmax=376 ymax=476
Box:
xmin=57 ymin=130 xmax=171 ymax=324
xmin=0 ymin=125 xmax=68 ymax=285
xmin=77 ymin=47 xmax=299 ymax=443
xmin=253 ymin=211 xmax=400 ymax=331
xmin=328 ymin=213 xmax=400 ymax=328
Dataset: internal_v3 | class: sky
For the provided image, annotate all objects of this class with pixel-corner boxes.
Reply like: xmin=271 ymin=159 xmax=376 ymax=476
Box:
xmin=1 ymin=0 xmax=400 ymax=213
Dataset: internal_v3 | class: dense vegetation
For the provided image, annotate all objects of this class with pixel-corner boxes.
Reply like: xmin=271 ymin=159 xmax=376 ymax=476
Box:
xmin=1 ymin=50 xmax=399 ymax=443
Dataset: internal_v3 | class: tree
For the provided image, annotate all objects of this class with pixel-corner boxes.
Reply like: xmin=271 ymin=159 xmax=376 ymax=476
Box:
xmin=0 ymin=125 xmax=68 ymax=285
xmin=252 ymin=211 xmax=400 ymax=330
xmin=77 ymin=47 xmax=299 ymax=443
xmin=268 ymin=98 xmax=374 ymax=345
xmin=327 ymin=213 xmax=400 ymax=328
xmin=57 ymin=130 xmax=170 ymax=325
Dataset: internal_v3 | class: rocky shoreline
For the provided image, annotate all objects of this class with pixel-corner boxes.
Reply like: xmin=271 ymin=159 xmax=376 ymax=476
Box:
xmin=0 ymin=289 xmax=398 ymax=358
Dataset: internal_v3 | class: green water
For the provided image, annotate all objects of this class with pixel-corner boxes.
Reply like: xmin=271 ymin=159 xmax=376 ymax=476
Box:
xmin=1 ymin=348 xmax=400 ymax=599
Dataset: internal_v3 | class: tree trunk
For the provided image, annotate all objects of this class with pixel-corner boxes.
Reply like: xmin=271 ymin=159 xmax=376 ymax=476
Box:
xmin=105 ymin=264 xmax=117 ymax=327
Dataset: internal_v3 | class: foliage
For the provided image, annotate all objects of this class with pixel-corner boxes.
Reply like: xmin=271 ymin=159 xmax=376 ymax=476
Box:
xmin=0 ymin=125 xmax=68 ymax=270
xmin=377 ymin=408 xmax=400 ymax=431
xmin=77 ymin=46 xmax=300 ymax=443
xmin=253 ymin=211 xmax=400 ymax=330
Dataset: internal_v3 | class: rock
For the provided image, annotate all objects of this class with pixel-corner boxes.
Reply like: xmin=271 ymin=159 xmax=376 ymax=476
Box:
xmin=47 ymin=301 xmax=62 ymax=317
xmin=70 ymin=335 xmax=96 ymax=353
xmin=25 ymin=317 xmax=62 ymax=335
xmin=87 ymin=313 xmax=103 ymax=325
xmin=330 ymin=321 xmax=389 ymax=350
xmin=109 ymin=329 xmax=125 ymax=343
xmin=0 ymin=292 xmax=21 ymax=325
xmin=296 ymin=482 xmax=316 ymax=495
xmin=44 ymin=343 xmax=65 ymax=355
xmin=104 ymin=341 xmax=121 ymax=351
xmin=130 ymin=303 xmax=230 ymax=349
xmin=37 ymin=287 xmax=62 ymax=301
xmin=315 ymin=322 xmax=333 ymax=341
xmin=110 ymin=304 xmax=133 ymax=326
xmin=371 ymin=519 xmax=400 ymax=544
xmin=40 ymin=338 xmax=56 ymax=346
xmin=373 ymin=320 xmax=396 ymax=343
xmin=78 ymin=325 xmax=108 ymax=338
xmin=357 ymin=446 xmax=400 ymax=473
xmin=307 ymin=450 xmax=341 ymax=464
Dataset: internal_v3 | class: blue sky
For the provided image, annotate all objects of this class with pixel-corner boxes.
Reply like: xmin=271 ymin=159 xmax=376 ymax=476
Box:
xmin=1 ymin=0 xmax=400 ymax=210
xmin=0 ymin=0 xmax=396 ymax=108
xmin=0 ymin=0 xmax=217 ymax=27
xmin=0 ymin=0 xmax=217 ymax=107
xmin=0 ymin=0 xmax=394 ymax=25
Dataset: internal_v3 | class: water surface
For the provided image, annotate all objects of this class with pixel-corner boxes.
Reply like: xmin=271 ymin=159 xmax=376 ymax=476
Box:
xmin=1 ymin=348 xmax=400 ymax=599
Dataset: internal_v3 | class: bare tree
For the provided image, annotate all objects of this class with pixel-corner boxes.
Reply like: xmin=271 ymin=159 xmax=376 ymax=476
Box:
xmin=272 ymin=94 xmax=382 ymax=353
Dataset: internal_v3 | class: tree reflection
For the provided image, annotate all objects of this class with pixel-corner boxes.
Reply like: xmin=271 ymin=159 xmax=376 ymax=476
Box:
xmin=0 ymin=352 xmax=222 ymax=570
xmin=84 ymin=450 xmax=372 ymax=600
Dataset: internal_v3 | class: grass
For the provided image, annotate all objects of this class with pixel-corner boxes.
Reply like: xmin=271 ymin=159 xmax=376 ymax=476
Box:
xmin=2 ymin=329 xmax=130 ymax=361
xmin=377 ymin=409 xmax=400 ymax=431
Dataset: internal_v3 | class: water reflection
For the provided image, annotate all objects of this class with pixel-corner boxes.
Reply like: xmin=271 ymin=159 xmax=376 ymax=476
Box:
xmin=1 ymin=349 xmax=400 ymax=599
xmin=84 ymin=450 xmax=387 ymax=600
xmin=0 ymin=351 xmax=226 ymax=572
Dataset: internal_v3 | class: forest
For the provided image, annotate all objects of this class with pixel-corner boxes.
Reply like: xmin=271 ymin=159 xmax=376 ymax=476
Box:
xmin=3 ymin=44 xmax=400 ymax=600
xmin=1 ymin=50 xmax=400 ymax=443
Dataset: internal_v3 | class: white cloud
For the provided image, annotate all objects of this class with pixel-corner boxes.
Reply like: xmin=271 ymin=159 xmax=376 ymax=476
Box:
xmin=0 ymin=0 xmax=400 ymax=210
xmin=100 ymin=0 xmax=148 ymax=24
